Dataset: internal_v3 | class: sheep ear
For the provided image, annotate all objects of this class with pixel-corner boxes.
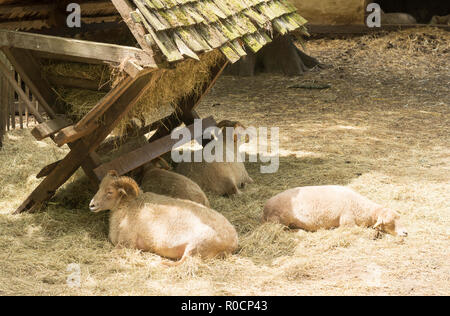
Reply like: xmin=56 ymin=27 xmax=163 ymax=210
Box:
xmin=108 ymin=170 xmax=119 ymax=178
xmin=114 ymin=178 xmax=140 ymax=198
xmin=234 ymin=122 xmax=246 ymax=129
xmin=156 ymin=157 xmax=171 ymax=170
xmin=374 ymin=217 xmax=384 ymax=229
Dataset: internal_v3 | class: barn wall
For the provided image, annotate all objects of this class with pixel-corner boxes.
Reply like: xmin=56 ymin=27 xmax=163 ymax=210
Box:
xmin=292 ymin=0 xmax=367 ymax=25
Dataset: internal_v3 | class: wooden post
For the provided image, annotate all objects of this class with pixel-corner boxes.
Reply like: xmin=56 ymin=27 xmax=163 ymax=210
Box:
xmin=18 ymin=73 xmax=23 ymax=129
xmin=25 ymin=86 xmax=29 ymax=127
xmin=0 ymin=69 xmax=5 ymax=147
xmin=9 ymin=66 xmax=14 ymax=130
xmin=15 ymin=72 xmax=155 ymax=214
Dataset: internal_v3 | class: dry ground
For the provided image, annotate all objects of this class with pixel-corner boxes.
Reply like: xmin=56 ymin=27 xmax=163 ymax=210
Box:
xmin=0 ymin=27 xmax=449 ymax=296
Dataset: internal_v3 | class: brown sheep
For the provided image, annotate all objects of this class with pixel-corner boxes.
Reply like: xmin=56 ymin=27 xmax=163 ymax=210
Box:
xmin=263 ymin=186 xmax=408 ymax=237
xmin=430 ymin=15 xmax=450 ymax=25
xmin=381 ymin=11 xmax=417 ymax=25
xmin=175 ymin=121 xmax=254 ymax=196
xmin=89 ymin=171 xmax=238 ymax=265
xmin=141 ymin=158 xmax=211 ymax=207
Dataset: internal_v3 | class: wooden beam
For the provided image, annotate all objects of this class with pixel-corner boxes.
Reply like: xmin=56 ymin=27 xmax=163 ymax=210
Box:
xmin=94 ymin=116 xmax=217 ymax=179
xmin=36 ymin=160 xmax=61 ymax=179
xmin=15 ymin=72 xmax=155 ymax=214
xmin=31 ymin=117 xmax=72 ymax=141
xmin=111 ymin=0 xmax=154 ymax=54
xmin=2 ymin=47 xmax=57 ymax=119
xmin=0 ymin=29 xmax=156 ymax=68
xmin=46 ymin=74 xmax=111 ymax=92
xmin=54 ymin=123 xmax=99 ymax=147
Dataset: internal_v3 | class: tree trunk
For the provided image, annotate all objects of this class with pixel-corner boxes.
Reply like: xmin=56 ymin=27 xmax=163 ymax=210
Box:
xmin=226 ymin=35 xmax=321 ymax=76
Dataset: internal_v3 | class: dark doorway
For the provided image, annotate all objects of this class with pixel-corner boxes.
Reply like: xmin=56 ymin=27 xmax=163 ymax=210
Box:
xmin=377 ymin=0 xmax=450 ymax=23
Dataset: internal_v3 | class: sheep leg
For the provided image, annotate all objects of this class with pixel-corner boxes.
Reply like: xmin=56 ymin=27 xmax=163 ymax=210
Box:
xmin=162 ymin=246 xmax=194 ymax=267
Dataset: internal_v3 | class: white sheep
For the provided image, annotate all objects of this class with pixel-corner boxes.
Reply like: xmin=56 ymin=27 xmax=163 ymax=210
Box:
xmin=89 ymin=171 xmax=238 ymax=265
xmin=263 ymin=186 xmax=408 ymax=237
xmin=175 ymin=121 xmax=254 ymax=196
xmin=141 ymin=158 xmax=210 ymax=207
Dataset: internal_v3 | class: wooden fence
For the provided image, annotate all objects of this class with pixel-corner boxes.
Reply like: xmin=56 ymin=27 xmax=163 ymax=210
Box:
xmin=0 ymin=52 xmax=40 ymax=148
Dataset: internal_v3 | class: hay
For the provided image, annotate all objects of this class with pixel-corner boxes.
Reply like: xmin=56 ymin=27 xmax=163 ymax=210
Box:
xmin=0 ymin=28 xmax=448 ymax=295
xmin=41 ymin=61 xmax=112 ymax=85
xmin=43 ymin=51 xmax=224 ymax=136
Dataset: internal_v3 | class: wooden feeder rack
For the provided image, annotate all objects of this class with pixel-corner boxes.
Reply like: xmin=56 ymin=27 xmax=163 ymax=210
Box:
xmin=0 ymin=0 xmax=307 ymax=214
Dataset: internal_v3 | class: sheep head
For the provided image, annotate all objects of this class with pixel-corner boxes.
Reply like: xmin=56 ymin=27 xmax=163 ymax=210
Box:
xmin=217 ymin=120 xmax=250 ymax=144
xmin=374 ymin=208 xmax=408 ymax=237
xmin=143 ymin=157 xmax=171 ymax=173
xmin=89 ymin=170 xmax=141 ymax=212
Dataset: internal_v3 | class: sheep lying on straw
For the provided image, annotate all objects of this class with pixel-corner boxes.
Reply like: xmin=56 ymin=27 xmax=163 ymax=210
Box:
xmin=263 ymin=186 xmax=408 ymax=237
xmin=141 ymin=158 xmax=210 ymax=207
xmin=89 ymin=171 xmax=238 ymax=265
xmin=381 ymin=10 xmax=417 ymax=25
xmin=176 ymin=121 xmax=254 ymax=196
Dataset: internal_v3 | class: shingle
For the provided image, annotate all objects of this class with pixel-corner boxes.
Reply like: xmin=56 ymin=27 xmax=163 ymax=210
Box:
xmin=126 ymin=0 xmax=307 ymax=65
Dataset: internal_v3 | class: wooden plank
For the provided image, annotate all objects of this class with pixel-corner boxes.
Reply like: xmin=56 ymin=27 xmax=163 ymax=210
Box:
xmin=0 ymin=29 xmax=157 ymax=68
xmin=4 ymin=71 xmax=9 ymax=131
xmin=94 ymin=116 xmax=217 ymax=179
xmin=54 ymin=123 xmax=99 ymax=147
xmin=25 ymin=86 xmax=29 ymax=127
xmin=8 ymin=66 xmax=14 ymax=130
xmin=46 ymin=74 xmax=111 ymax=92
xmin=31 ymin=117 xmax=72 ymax=141
xmin=15 ymin=72 xmax=155 ymax=214
xmin=0 ymin=66 xmax=6 ymax=146
xmin=111 ymin=0 xmax=155 ymax=54
xmin=36 ymin=160 xmax=61 ymax=179
xmin=17 ymin=73 xmax=23 ymax=129
xmin=2 ymin=48 xmax=57 ymax=119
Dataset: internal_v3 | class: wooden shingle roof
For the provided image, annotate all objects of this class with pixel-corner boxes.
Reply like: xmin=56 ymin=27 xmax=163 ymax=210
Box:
xmin=124 ymin=0 xmax=307 ymax=64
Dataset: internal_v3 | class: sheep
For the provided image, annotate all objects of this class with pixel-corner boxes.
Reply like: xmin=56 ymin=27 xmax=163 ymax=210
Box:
xmin=381 ymin=11 xmax=417 ymax=25
xmin=141 ymin=157 xmax=211 ymax=207
xmin=430 ymin=15 xmax=450 ymax=25
xmin=263 ymin=186 xmax=408 ymax=237
xmin=89 ymin=171 xmax=238 ymax=265
xmin=175 ymin=121 xmax=254 ymax=196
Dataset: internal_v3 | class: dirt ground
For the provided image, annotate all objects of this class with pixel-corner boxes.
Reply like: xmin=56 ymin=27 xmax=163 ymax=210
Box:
xmin=0 ymin=27 xmax=449 ymax=296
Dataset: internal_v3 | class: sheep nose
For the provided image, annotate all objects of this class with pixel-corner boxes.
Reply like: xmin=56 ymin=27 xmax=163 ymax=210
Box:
xmin=89 ymin=201 xmax=97 ymax=211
